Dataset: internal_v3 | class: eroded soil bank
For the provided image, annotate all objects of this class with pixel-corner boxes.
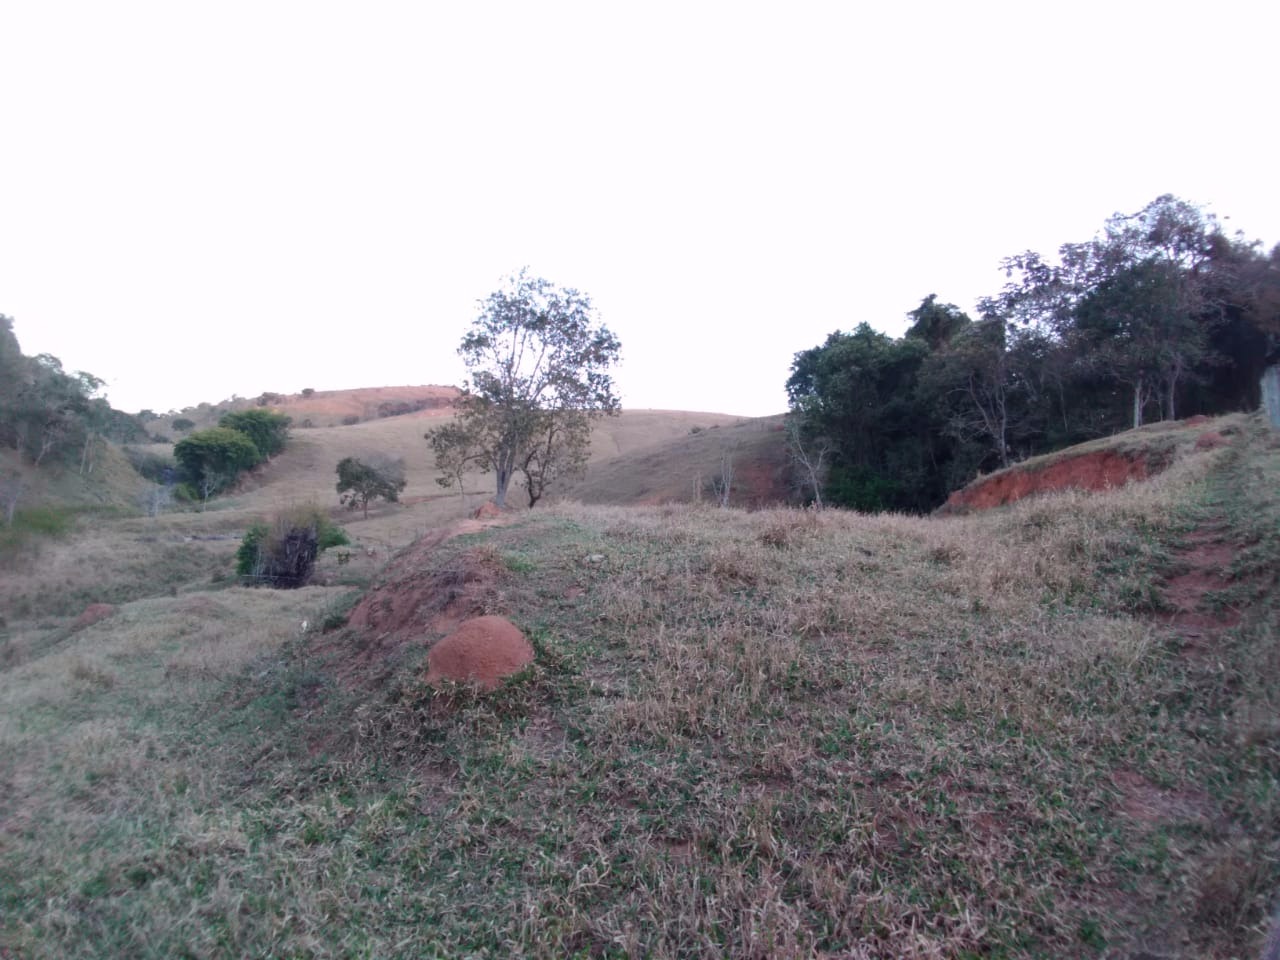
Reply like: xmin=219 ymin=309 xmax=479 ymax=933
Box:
xmin=941 ymin=449 xmax=1154 ymax=512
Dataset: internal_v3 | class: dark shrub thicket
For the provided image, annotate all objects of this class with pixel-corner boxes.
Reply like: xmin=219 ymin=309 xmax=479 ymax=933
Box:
xmin=235 ymin=505 xmax=349 ymax=588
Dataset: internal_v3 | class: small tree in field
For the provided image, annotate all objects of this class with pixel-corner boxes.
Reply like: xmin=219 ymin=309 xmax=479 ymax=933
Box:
xmin=335 ymin=455 xmax=407 ymax=519
xmin=428 ymin=420 xmax=486 ymax=499
xmin=425 ymin=269 xmax=621 ymax=508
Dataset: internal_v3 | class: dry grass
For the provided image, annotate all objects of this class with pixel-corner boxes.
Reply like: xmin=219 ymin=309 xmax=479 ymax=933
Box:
xmin=1 ymin=414 xmax=1276 ymax=958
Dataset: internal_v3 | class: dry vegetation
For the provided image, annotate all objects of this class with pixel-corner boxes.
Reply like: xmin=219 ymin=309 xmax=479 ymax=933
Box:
xmin=1 ymin=412 xmax=1277 ymax=958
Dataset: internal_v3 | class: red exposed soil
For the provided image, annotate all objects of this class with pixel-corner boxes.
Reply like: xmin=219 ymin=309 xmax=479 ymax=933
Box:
xmin=424 ymin=615 xmax=534 ymax=691
xmin=1195 ymin=431 xmax=1227 ymax=450
xmin=321 ymin=515 xmax=511 ymax=688
xmin=1112 ymin=769 xmax=1215 ymax=827
xmin=72 ymin=603 xmax=116 ymax=630
xmin=272 ymin=385 xmax=458 ymax=424
xmin=1156 ymin=524 xmax=1243 ymax=659
xmin=941 ymin=451 xmax=1153 ymax=513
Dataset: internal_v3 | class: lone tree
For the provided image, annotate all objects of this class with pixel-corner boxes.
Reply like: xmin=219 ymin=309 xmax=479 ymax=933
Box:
xmin=427 ymin=270 xmax=622 ymax=508
xmin=335 ymin=455 xmax=407 ymax=518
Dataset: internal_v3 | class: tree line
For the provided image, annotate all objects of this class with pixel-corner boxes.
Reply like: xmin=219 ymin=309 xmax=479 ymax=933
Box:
xmin=0 ymin=316 xmax=153 ymax=474
xmin=788 ymin=195 xmax=1280 ymax=512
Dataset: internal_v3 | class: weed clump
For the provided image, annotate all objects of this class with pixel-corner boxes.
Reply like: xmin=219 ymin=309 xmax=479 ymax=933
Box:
xmin=236 ymin=504 xmax=349 ymax=588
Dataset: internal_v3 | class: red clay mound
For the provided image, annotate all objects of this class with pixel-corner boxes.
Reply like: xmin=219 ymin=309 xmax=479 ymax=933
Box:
xmin=425 ymin=615 xmax=534 ymax=691
xmin=942 ymin=451 xmax=1152 ymax=513
xmin=473 ymin=501 xmax=503 ymax=520
xmin=72 ymin=603 xmax=116 ymax=630
xmin=1195 ymin=431 xmax=1227 ymax=450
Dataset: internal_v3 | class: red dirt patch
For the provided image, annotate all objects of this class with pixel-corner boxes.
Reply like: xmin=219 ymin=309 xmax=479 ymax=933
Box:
xmin=472 ymin=501 xmax=503 ymax=520
xmin=1113 ymin=769 xmax=1215 ymax=826
xmin=269 ymin=385 xmax=458 ymax=425
xmin=424 ymin=615 xmax=534 ymax=691
xmin=1195 ymin=430 xmax=1227 ymax=450
xmin=72 ymin=603 xmax=115 ymax=630
xmin=320 ymin=516 xmax=512 ymax=687
xmin=941 ymin=450 xmax=1153 ymax=512
xmin=1156 ymin=525 xmax=1243 ymax=658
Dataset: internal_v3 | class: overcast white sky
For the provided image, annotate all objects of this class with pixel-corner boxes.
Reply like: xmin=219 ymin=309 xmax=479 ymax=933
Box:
xmin=3 ymin=1 xmax=1277 ymax=417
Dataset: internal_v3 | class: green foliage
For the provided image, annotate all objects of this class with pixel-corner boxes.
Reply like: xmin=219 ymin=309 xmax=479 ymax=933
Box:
xmin=173 ymin=427 xmax=261 ymax=498
xmin=0 ymin=505 xmax=75 ymax=556
xmin=427 ymin=269 xmax=621 ymax=508
xmin=0 ymin=316 xmax=151 ymax=475
xmin=219 ymin=409 xmax=291 ymax=458
xmin=335 ymin=456 xmax=407 ymax=519
xmin=790 ymin=195 xmax=1280 ymax=512
xmin=236 ymin=504 xmax=349 ymax=587
xmin=170 ymin=418 xmax=195 ymax=433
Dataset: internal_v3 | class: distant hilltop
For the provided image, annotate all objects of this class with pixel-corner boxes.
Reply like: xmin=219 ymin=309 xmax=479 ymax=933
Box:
xmin=167 ymin=385 xmax=461 ymax=430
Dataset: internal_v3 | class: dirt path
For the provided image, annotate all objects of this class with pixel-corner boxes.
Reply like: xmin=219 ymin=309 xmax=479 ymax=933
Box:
xmin=1157 ymin=516 xmax=1242 ymax=662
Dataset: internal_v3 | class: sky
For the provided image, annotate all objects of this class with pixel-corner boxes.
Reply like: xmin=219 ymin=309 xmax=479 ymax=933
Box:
xmin=3 ymin=1 xmax=1278 ymax=417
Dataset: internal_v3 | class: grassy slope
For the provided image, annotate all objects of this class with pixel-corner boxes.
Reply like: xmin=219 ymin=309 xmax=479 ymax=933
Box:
xmin=0 ymin=408 xmax=742 ymax=629
xmin=1 ymin=414 xmax=1277 ymax=958
xmin=566 ymin=414 xmax=791 ymax=507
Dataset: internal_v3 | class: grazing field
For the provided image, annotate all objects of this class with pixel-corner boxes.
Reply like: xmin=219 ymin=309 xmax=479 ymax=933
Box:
xmin=1 ymin=413 xmax=1277 ymax=958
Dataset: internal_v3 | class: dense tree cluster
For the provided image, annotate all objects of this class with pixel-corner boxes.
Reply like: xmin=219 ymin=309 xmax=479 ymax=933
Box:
xmin=789 ymin=196 xmax=1280 ymax=512
xmin=0 ymin=316 xmax=149 ymax=474
xmin=173 ymin=409 xmax=291 ymax=503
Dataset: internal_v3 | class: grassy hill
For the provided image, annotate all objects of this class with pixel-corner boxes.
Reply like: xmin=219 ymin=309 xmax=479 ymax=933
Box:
xmin=162 ymin=385 xmax=460 ymax=432
xmin=566 ymin=414 xmax=792 ymax=508
xmin=1 ymin=411 xmax=1278 ymax=957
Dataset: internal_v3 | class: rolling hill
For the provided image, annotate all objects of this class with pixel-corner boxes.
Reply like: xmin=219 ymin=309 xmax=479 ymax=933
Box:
xmin=1 ymin=402 xmax=1277 ymax=958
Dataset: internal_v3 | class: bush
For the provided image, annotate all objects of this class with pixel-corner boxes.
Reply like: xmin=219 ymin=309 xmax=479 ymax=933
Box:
xmin=235 ymin=505 xmax=349 ymax=588
xmin=0 ymin=506 xmax=75 ymax=557
xmin=171 ymin=418 xmax=195 ymax=432
xmin=301 ymin=388 xmax=315 ymax=398
xmin=342 ymin=415 xmax=361 ymax=426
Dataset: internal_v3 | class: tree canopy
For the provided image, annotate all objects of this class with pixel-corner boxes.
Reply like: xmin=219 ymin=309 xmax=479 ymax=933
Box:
xmin=173 ymin=427 xmax=262 ymax=500
xmin=427 ymin=270 xmax=622 ymax=508
xmin=219 ymin=409 xmax=291 ymax=459
xmin=336 ymin=455 xmax=407 ymax=519
xmin=788 ymin=195 xmax=1280 ymax=513
xmin=0 ymin=315 xmax=148 ymax=475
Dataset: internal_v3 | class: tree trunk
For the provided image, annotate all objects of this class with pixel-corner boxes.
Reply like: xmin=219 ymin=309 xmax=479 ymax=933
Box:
xmin=494 ymin=467 xmax=511 ymax=508
xmin=1132 ymin=379 xmax=1145 ymax=429
xmin=1262 ymin=364 xmax=1280 ymax=429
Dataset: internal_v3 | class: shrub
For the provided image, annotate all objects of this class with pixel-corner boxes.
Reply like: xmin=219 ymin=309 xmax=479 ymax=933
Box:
xmin=171 ymin=418 xmax=195 ymax=432
xmin=342 ymin=415 xmax=362 ymax=426
xmin=235 ymin=505 xmax=349 ymax=588
xmin=301 ymin=388 xmax=315 ymax=398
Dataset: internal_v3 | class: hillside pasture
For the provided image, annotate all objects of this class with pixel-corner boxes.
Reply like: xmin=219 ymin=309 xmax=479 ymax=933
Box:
xmin=1 ymin=413 xmax=1276 ymax=957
